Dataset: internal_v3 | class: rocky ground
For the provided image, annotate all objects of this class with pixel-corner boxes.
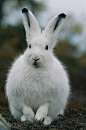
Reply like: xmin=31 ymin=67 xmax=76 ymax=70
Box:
xmin=0 ymin=102 xmax=86 ymax=130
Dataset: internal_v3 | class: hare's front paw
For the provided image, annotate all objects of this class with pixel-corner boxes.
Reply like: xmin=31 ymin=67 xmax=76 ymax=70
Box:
xmin=21 ymin=114 xmax=34 ymax=123
xmin=35 ymin=114 xmax=52 ymax=126
xmin=21 ymin=105 xmax=35 ymax=123
xmin=35 ymin=102 xmax=52 ymax=125
xmin=35 ymin=112 xmax=46 ymax=123
xmin=21 ymin=115 xmax=26 ymax=122
xmin=43 ymin=116 xmax=52 ymax=126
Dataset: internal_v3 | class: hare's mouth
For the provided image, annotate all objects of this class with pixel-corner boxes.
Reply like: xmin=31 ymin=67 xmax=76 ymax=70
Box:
xmin=33 ymin=62 xmax=40 ymax=68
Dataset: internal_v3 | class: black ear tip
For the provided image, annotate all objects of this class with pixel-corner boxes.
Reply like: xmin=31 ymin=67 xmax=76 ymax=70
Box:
xmin=22 ymin=8 xmax=28 ymax=13
xmin=59 ymin=13 xmax=66 ymax=19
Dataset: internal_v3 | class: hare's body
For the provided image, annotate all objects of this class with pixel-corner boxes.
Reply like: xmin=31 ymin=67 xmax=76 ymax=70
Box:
xmin=6 ymin=8 xmax=70 ymax=125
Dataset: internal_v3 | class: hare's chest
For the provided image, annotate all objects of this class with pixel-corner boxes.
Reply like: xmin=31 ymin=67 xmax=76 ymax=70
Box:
xmin=20 ymin=68 xmax=58 ymax=95
xmin=21 ymin=71 xmax=52 ymax=95
xmin=23 ymin=70 xmax=45 ymax=84
xmin=18 ymin=70 xmax=58 ymax=109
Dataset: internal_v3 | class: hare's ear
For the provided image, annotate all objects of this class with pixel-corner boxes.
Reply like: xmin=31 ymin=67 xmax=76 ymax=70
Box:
xmin=22 ymin=8 xmax=41 ymax=43
xmin=42 ymin=13 xmax=66 ymax=48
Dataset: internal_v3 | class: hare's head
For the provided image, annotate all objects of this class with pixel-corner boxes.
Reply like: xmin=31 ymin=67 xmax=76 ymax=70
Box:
xmin=22 ymin=8 xmax=66 ymax=68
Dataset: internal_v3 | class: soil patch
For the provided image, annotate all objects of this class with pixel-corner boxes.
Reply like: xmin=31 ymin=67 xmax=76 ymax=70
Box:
xmin=0 ymin=102 xmax=86 ymax=130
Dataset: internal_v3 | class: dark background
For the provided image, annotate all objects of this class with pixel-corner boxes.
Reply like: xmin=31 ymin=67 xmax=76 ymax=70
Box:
xmin=0 ymin=0 xmax=86 ymax=106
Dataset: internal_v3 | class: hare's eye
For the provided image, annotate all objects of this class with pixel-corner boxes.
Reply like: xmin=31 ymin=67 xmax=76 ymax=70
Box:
xmin=29 ymin=44 xmax=31 ymax=49
xmin=45 ymin=45 xmax=48 ymax=50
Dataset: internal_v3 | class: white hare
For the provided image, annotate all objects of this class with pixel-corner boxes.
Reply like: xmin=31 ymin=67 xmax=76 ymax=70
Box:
xmin=5 ymin=8 xmax=70 ymax=125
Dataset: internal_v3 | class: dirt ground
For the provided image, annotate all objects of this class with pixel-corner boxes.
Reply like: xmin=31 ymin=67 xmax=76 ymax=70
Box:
xmin=0 ymin=102 xmax=86 ymax=130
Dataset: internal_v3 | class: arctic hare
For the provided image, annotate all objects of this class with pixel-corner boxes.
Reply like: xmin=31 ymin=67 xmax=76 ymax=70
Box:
xmin=5 ymin=8 xmax=70 ymax=125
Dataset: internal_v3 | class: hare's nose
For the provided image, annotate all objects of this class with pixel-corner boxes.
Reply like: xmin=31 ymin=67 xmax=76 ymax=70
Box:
xmin=33 ymin=58 xmax=40 ymax=62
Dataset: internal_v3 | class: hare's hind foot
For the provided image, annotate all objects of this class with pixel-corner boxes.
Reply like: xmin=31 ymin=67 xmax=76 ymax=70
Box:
xmin=11 ymin=107 xmax=22 ymax=120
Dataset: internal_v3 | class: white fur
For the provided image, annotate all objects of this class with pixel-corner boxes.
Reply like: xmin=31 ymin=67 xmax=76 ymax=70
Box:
xmin=5 ymin=9 xmax=70 ymax=126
